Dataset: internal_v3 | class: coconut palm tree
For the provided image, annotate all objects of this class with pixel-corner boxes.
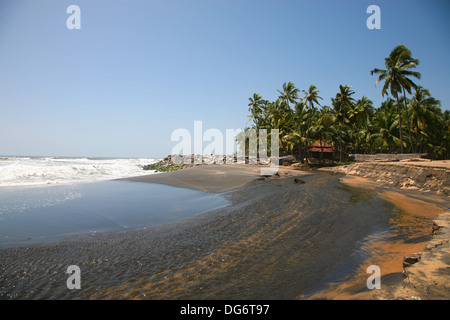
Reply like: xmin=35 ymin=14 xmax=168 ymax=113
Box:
xmin=302 ymin=84 xmax=322 ymax=163
xmin=266 ymin=99 xmax=294 ymax=155
xmin=333 ymin=85 xmax=355 ymax=161
xmin=370 ymin=44 xmax=421 ymax=153
xmin=315 ymin=106 xmax=334 ymax=163
xmin=441 ymin=111 xmax=450 ymax=159
xmin=352 ymin=96 xmax=374 ymax=127
xmin=289 ymin=101 xmax=309 ymax=161
xmin=277 ymin=82 xmax=300 ymax=109
xmin=302 ymin=84 xmax=322 ymax=110
xmin=248 ymin=93 xmax=265 ymax=128
xmin=344 ymin=97 xmax=374 ymax=153
xmin=397 ymin=47 xmax=421 ymax=152
xmin=408 ymin=86 xmax=441 ymax=154
xmin=372 ymin=99 xmax=400 ymax=153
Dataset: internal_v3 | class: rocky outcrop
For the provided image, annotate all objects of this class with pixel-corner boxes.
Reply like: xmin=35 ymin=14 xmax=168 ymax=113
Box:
xmin=142 ymin=154 xmax=235 ymax=172
xmin=142 ymin=154 xmax=280 ymax=172
xmin=141 ymin=155 xmax=192 ymax=172
xmin=326 ymin=162 xmax=450 ymax=195
xmin=351 ymin=153 xmax=426 ymax=162
xmin=374 ymin=212 xmax=450 ymax=300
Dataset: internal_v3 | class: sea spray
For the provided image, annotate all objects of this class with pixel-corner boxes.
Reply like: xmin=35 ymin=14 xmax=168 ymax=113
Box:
xmin=0 ymin=157 xmax=159 ymax=187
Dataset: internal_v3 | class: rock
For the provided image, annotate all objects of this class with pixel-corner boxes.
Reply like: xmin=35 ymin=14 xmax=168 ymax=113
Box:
xmin=323 ymin=162 xmax=450 ymax=194
xmin=353 ymin=153 xmax=426 ymax=162
xmin=142 ymin=157 xmax=191 ymax=172
xmin=374 ymin=211 xmax=450 ymax=300
xmin=398 ymin=295 xmax=422 ymax=300
xmin=402 ymin=253 xmax=422 ymax=279
xmin=403 ymin=253 xmax=421 ymax=268
xmin=293 ymin=177 xmax=305 ymax=184
xmin=432 ymin=222 xmax=442 ymax=235
xmin=280 ymin=155 xmax=297 ymax=166
xmin=291 ymin=162 xmax=303 ymax=167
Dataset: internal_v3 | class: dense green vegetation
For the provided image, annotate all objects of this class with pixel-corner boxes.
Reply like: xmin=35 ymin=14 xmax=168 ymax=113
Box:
xmin=142 ymin=162 xmax=190 ymax=172
xmin=247 ymin=45 xmax=449 ymax=162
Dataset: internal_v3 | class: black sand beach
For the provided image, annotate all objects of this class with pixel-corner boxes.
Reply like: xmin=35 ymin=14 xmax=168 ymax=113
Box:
xmin=122 ymin=164 xmax=306 ymax=193
xmin=1 ymin=165 xmax=446 ymax=300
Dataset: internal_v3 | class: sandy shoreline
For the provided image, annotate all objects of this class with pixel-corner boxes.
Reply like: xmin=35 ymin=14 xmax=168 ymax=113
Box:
xmin=134 ymin=162 xmax=449 ymax=300
xmin=321 ymin=162 xmax=450 ymax=300
xmin=1 ymin=163 xmax=448 ymax=300
xmin=321 ymin=160 xmax=450 ymax=195
xmin=122 ymin=164 xmax=308 ymax=193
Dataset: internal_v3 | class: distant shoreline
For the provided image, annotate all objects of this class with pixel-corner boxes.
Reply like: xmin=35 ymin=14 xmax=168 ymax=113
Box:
xmin=123 ymin=164 xmax=309 ymax=193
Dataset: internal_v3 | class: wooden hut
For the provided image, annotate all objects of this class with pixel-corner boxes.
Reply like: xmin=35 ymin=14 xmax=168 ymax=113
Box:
xmin=307 ymin=141 xmax=334 ymax=161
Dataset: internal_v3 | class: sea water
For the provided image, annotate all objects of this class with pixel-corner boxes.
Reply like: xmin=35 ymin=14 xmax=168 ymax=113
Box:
xmin=0 ymin=156 xmax=159 ymax=187
xmin=0 ymin=180 xmax=230 ymax=248
xmin=0 ymin=156 xmax=230 ymax=248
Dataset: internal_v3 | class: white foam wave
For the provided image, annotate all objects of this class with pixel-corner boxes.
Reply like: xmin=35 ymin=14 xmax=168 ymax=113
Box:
xmin=0 ymin=157 xmax=160 ymax=187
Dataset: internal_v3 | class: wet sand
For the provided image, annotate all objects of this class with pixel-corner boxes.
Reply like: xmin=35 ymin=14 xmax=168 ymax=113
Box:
xmin=0 ymin=180 xmax=230 ymax=249
xmin=379 ymin=191 xmax=445 ymax=219
xmin=338 ymin=176 xmax=380 ymax=190
xmin=307 ymin=175 xmax=448 ymax=300
xmin=1 ymin=165 xmax=448 ymax=300
xmin=123 ymin=164 xmax=308 ymax=193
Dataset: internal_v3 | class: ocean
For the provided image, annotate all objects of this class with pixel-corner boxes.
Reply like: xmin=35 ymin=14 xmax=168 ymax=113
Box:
xmin=0 ymin=156 xmax=160 ymax=187
xmin=0 ymin=156 xmax=230 ymax=249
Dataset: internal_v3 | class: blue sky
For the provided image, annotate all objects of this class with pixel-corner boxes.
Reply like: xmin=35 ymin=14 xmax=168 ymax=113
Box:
xmin=0 ymin=0 xmax=449 ymax=158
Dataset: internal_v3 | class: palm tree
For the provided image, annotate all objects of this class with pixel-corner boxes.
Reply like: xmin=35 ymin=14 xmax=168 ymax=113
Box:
xmin=277 ymin=82 xmax=300 ymax=108
xmin=302 ymin=84 xmax=322 ymax=163
xmin=248 ymin=93 xmax=265 ymax=128
xmin=352 ymin=97 xmax=374 ymax=127
xmin=291 ymin=101 xmax=308 ymax=161
xmin=441 ymin=111 xmax=450 ymax=159
xmin=373 ymin=99 xmax=400 ymax=153
xmin=370 ymin=44 xmax=421 ymax=153
xmin=408 ymin=86 xmax=441 ymax=154
xmin=333 ymin=85 xmax=355 ymax=161
xmin=345 ymin=97 xmax=374 ymax=153
xmin=397 ymin=47 xmax=421 ymax=152
xmin=266 ymin=99 xmax=294 ymax=155
xmin=315 ymin=106 xmax=334 ymax=163
xmin=302 ymin=84 xmax=322 ymax=109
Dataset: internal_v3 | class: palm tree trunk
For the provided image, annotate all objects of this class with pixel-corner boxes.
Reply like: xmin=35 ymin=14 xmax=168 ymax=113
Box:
xmin=416 ymin=130 xmax=420 ymax=154
xmin=305 ymin=114 xmax=311 ymax=164
xmin=395 ymin=95 xmax=404 ymax=154
xmin=299 ymin=142 xmax=304 ymax=164
xmin=339 ymin=120 xmax=343 ymax=162
xmin=320 ymin=139 xmax=324 ymax=163
xmin=304 ymin=135 xmax=308 ymax=164
xmin=402 ymin=86 xmax=415 ymax=153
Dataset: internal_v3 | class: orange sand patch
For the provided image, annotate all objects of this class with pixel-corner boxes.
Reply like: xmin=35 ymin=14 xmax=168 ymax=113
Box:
xmin=380 ymin=191 xmax=446 ymax=219
xmin=306 ymin=235 xmax=430 ymax=300
xmin=339 ymin=176 xmax=380 ymax=190
xmin=306 ymin=191 xmax=445 ymax=300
